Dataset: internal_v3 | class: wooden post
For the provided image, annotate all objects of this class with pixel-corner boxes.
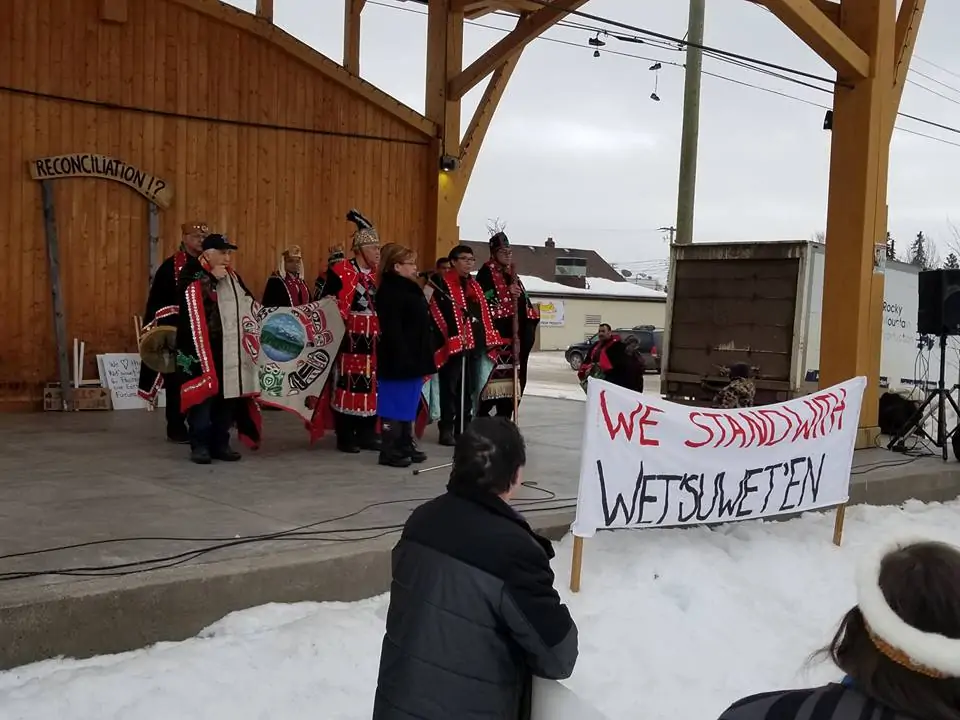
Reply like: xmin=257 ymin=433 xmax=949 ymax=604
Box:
xmin=148 ymin=201 xmax=160 ymax=284
xmin=40 ymin=180 xmax=73 ymax=412
xmin=343 ymin=0 xmax=365 ymax=75
xmin=569 ymin=536 xmax=584 ymax=592
xmin=833 ymin=504 xmax=847 ymax=546
xmin=425 ymin=0 xmax=464 ymax=257
xmin=818 ymin=0 xmax=896 ymax=448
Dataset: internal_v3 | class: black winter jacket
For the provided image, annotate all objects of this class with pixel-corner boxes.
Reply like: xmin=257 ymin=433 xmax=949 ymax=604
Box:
xmin=373 ymin=485 xmax=579 ymax=720
xmin=376 ymin=272 xmax=437 ymax=381
xmin=719 ymin=684 xmax=921 ymax=720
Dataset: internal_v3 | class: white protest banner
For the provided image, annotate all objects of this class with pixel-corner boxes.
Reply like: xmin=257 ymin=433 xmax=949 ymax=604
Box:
xmin=531 ymin=678 xmax=611 ymax=720
xmin=572 ymin=376 xmax=866 ymax=538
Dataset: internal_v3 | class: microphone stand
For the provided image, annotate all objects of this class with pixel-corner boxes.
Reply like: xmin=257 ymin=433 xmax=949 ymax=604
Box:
xmin=509 ymin=263 xmax=521 ymax=424
xmin=413 ymin=274 xmax=476 ymax=477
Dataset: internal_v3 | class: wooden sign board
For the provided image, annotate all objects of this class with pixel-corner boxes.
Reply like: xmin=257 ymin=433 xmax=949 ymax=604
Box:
xmin=29 ymin=154 xmax=173 ymax=208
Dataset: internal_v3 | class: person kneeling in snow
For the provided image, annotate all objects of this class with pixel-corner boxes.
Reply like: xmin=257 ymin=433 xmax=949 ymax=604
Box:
xmin=717 ymin=536 xmax=960 ymax=720
xmin=373 ymin=416 xmax=579 ymax=720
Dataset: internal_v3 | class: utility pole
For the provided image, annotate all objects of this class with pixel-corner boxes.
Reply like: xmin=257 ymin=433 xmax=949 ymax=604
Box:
xmin=658 ymin=226 xmax=677 ymax=243
xmin=675 ymin=0 xmax=705 ymax=245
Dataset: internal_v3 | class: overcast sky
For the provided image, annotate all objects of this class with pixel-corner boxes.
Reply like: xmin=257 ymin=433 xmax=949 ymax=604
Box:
xmin=227 ymin=0 xmax=960 ymax=279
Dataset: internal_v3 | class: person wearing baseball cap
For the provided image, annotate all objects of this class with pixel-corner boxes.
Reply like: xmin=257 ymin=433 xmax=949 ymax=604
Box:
xmin=136 ymin=220 xmax=210 ymax=444
xmin=175 ymin=233 xmax=261 ymax=464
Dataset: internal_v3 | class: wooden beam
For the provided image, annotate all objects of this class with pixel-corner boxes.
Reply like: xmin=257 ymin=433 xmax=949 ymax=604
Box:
xmin=448 ymin=0 xmax=589 ymax=101
xmin=256 ymin=0 xmax=274 ymax=23
xmin=173 ymin=0 xmax=436 ymax=137
xmin=760 ymin=0 xmax=870 ymax=78
xmin=426 ymin=0 xmax=465 ymax=254
xmin=746 ymin=0 xmax=839 ymax=25
xmin=343 ymin=0 xmax=365 ymax=75
xmin=99 ymin=0 xmax=128 ymax=23
xmin=889 ymin=0 xmax=925 ymax=124
xmin=456 ymin=51 xmax=522 ymax=204
xmin=819 ymin=0 xmax=896 ymax=445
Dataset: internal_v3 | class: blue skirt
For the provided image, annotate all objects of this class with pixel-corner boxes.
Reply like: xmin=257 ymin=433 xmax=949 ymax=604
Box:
xmin=378 ymin=377 xmax=427 ymax=421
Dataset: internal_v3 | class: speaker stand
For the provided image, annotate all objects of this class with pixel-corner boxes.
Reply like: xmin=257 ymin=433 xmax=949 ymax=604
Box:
xmin=888 ymin=333 xmax=960 ymax=461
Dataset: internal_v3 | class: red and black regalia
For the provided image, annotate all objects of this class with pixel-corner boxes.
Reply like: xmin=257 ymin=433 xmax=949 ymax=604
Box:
xmin=176 ymin=236 xmax=262 ymax=464
xmin=319 ymin=211 xmax=380 ymax=453
xmin=314 ymin=247 xmax=345 ymax=300
xmin=137 ymin=246 xmax=193 ymax=442
xmin=428 ymin=265 xmax=505 ymax=445
xmin=475 ymin=232 xmax=540 ymax=420
xmin=262 ymin=245 xmax=311 ymax=307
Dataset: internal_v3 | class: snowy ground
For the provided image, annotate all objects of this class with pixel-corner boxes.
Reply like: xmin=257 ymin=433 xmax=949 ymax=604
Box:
xmin=2 ymin=500 xmax=958 ymax=720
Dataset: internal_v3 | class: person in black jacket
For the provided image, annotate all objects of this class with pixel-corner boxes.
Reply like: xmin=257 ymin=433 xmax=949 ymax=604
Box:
xmin=375 ymin=243 xmax=437 ymax=467
xmin=717 ymin=537 xmax=960 ymax=720
xmin=373 ymin=416 xmax=579 ymax=720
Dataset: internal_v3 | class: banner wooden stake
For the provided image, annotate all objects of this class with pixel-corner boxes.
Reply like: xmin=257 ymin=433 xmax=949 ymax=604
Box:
xmin=833 ymin=504 xmax=847 ymax=546
xmin=569 ymin=536 xmax=584 ymax=593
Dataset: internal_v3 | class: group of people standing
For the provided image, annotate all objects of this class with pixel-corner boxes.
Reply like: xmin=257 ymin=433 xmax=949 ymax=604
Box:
xmin=136 ymin=211 xmax=540 ymax=466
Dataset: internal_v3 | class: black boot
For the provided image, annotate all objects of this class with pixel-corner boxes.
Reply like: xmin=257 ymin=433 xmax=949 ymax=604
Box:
xmin=211 ymin=445 xmax=242 ymax=462
xmin=359 ymin=422 xmax=382 ymax=452
xmin=438 ymin=422 xmax=456 ymax=447
xmin=167 ymin=424 xmax=190 ymax=444
xmin=378 ymin=420 xmax=411 ymax=468
xmin=335 ymin=413 xmax=360 ymax=454
xmin=190 ymin=444 xmax=211 ymax=465
xmin=400 ymin=422 xmax=426 ymax=463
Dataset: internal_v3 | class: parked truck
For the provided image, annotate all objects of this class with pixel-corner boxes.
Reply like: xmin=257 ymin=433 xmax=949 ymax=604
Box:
xmin=660 ymin=240 xmax=960 ymax=406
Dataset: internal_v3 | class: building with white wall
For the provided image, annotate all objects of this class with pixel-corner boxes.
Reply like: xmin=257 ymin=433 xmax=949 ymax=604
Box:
xmin=520 ymin=275 xmax=667 ymax=350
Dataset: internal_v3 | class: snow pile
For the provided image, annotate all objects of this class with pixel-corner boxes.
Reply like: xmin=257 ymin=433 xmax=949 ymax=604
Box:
xmin=1 ymin=501 xmax=959 ymax=720
xmin=521 ymin=275 xmax=666 ymax=299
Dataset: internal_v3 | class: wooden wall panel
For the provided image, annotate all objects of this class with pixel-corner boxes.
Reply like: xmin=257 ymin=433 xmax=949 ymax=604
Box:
xmin=0 ymin=0 xmax=435 ymax=407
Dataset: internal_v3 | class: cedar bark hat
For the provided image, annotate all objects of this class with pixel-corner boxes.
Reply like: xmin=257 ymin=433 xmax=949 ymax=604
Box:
xmin=346 ymin=209 xmax=380 ymax=250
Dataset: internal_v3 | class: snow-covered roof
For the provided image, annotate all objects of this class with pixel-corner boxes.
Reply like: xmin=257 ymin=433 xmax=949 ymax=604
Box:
xmin=520 ymin=274 xmax=667 ymax=300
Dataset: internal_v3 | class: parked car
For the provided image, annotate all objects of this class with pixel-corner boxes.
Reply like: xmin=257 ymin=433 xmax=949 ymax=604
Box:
xmin=564 ymin=326 xmax=664 ymax=373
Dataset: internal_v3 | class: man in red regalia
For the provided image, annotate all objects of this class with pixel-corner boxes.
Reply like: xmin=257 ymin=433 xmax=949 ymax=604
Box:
xmin=428 ymin=244 xmax=506 ymax=446
xmin=320 ymin=210 xmax=382 ymax=454
xmin=137 ymin=220 xmax=208 ymax=443
xmin=262 ymin=244 xmax=311 ymax=307
xmin=475 ymin=231 xmax=540 ymax=420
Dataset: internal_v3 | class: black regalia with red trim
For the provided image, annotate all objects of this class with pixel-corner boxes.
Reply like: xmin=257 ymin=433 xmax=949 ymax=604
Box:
xmin=319 ymin=211 xmax=381 ymax=449
xmin=314 ymin=247 xmax=345 ymax=300
xmin=475 ymin=232 xmax=540 ymax=418
xmin=177 ymin=255 xmax=262 ymax=449
xmin=263 ymin=245 xmax=311 ymax=307
xmin=428 ymin=269 xmax=505 ymax=369
xmin=137 ymin=250 xmax=190 ymax=404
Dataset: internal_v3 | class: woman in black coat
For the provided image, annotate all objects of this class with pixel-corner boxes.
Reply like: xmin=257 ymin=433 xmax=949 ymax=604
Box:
xmin=376 ymin=243 xmax=438 ymax=468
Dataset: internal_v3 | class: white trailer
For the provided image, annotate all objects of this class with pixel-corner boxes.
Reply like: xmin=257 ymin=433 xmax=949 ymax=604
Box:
xmin=802 ymin=242 xmax=960 ymax=394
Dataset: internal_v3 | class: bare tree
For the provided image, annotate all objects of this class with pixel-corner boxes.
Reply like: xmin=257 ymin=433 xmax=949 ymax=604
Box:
xmin=812 ymin=230 xmax=826 ymax=243
xmin=486 ymin=217 xmax=507 ymax=236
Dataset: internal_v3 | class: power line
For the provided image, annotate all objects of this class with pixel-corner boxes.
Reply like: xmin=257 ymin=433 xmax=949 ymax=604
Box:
xmin=369 ymin=0 xmax=960 ymax=149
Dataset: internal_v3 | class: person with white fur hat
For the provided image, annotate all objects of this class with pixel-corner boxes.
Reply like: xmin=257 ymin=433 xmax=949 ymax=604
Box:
xmin=717 ymin=535 xmax=960 ymax=720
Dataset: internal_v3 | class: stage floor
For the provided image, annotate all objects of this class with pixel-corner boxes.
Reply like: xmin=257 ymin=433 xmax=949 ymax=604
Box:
xmin=1 ymin=394 xmax=959 ymax=669
xmin=0 ymin=397 xmax=582 ymax=599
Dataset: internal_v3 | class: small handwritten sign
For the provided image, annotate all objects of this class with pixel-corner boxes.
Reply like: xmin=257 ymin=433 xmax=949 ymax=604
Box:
xmin=571 ymin=377 xmax=866 ymax=537
xmin=29 ymin=154 xmax=173 ymax=208
xmin=97 ymin=353 xmax=160 ymax=410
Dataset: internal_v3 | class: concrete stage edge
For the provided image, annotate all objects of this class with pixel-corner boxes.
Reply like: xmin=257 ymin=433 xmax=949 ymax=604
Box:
xmin=1 ymin=397 xmax=958 ymax=670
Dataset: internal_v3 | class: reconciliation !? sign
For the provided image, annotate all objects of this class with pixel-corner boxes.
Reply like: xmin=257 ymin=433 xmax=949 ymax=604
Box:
xmin=29 ymin=154 xmax=173 ymax=208
xmin=571 ymin=376 xmax=866 ymax=537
